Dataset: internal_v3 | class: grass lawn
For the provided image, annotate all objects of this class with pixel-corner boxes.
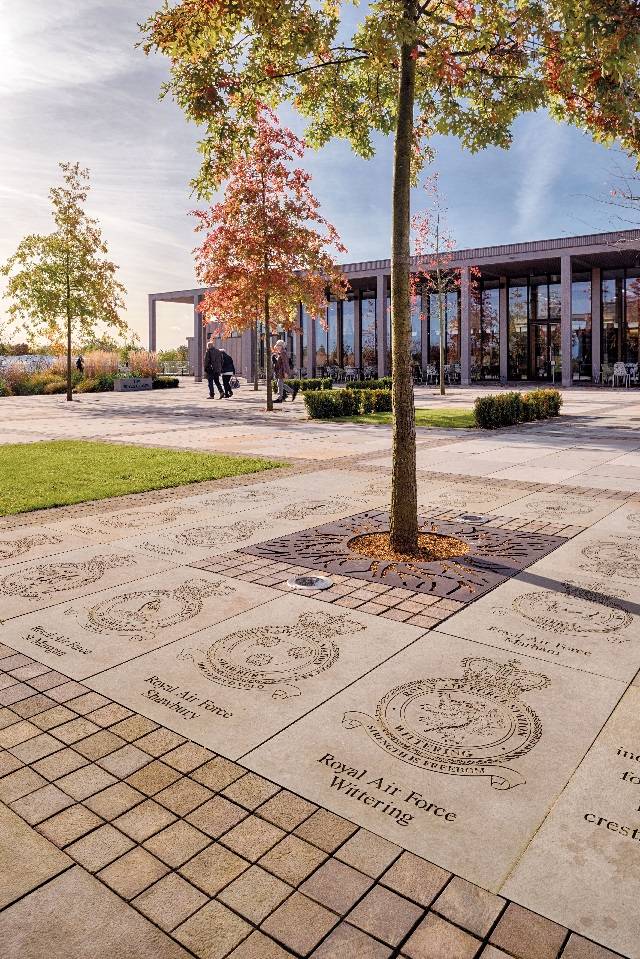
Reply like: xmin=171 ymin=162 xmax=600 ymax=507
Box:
xmin=336 ymin=408 xmax=476 ymax=429
xmin=0 ymin=440 xmax=284 ymax=516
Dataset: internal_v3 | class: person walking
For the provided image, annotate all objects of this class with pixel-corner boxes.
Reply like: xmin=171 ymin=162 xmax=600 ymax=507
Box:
xmin=75 ymin=355 xmax=84 ymax=375
xmin=220 ymin=348 xmax=236 ymax=397
xmin=204 ymin=338 xmax=224 ymax=398
xmin=272 ymin=340 xmax=299 ymax=403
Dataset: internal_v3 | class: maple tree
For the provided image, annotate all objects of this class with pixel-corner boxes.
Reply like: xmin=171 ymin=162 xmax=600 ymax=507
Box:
xmin=194 ymin=108 xmax=347 ymax=410
xmin=412 ymin=174 xmax=480 ymax=395
xmin=143 ymin=0 xmax=640 ymax=551
xmin=1 ymin=163 xmax=127 ymax=401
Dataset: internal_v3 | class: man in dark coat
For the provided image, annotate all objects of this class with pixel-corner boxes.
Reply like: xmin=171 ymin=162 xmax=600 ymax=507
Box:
xmin=204 ymin=338 xmax=224 ymax=398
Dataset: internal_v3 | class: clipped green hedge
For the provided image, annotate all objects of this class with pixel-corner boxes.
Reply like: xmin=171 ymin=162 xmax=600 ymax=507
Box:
xmin=474 ymin=388 xmax=562 ymax=429
xmin=284 ymin=377 xmax=332 ymax=392
xmin=304 ymin=389 xmax=360 ymax=418
xmin=359 ymin=389 xmax=393 ymax=413
xmin=305 ymin=388 xmax=393 ymax=418
xmin=152 ymin=376 xmax=179 ymax=389
xmin=345 ymin=377 xmax=392 ymax=391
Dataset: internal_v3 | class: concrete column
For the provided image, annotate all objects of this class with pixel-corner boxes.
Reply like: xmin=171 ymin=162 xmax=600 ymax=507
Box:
xmin=499 ymin=276 xmax=508 ymax=382
xmin=193 ymin=295 xmax=204 ymax=383
xmin=561 ymin=254 xmax=572 ymax=387
xmin=460 ymin=267 xmax=471 ymax=386
xmin=354 ymin=295 xmax=362 ymax=373
xmin=591 ymin=267 xmax=601 ymax=383
xmin=148 ymin=297 xmax=157 ymax=352
xmin=376 ymin=273 xmax=387 ymax=378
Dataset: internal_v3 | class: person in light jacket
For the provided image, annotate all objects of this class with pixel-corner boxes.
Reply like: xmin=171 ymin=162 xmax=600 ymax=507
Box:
xmin=272 ymin=340 xmax=299 ymax=403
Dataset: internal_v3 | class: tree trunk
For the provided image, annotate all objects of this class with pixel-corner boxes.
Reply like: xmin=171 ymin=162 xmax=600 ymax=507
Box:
xmin=439 ymin=290 xmax=446 ymax=396
xmin=389 ymin=31 xmax=418 ymax=553
xmin=264 ymin=294 xmax=273 ymax=411
xmin=66 ymin=263 xmax=72 ymax=402
xmin=253 ymin=319 xmax=259 ymax=390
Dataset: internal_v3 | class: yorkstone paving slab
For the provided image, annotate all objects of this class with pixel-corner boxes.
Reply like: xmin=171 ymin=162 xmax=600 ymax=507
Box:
xmin=0 ymin=569 xmax=276 ymax=679
xmin=0 ymin=865 xmax=193 ymax=958
xmin=434 ymin=557 xmax=640 ymax=682
xmin=0 ymin=544 xmax=175 ymax=620
xmin=86 ymin=594 xmax=424 ymax=759
xmin=502 ymin=686 xmax=640 ymax=959
xmin=244 ymin=632 xmax=623 ymax=890
xmin=484 ymin=490 xmax=619 ymax=527
xmin=0 ymin=522 xmax=96 ymax=567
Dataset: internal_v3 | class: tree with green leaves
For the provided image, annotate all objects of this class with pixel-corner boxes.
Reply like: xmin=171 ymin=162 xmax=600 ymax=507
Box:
xmin=1 ymin=163 xmax=127 ymax=401
xmin=143 ymin=0 xmax=640 ymax=551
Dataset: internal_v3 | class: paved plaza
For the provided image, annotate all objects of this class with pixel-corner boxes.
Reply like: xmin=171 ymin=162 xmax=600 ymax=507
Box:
xmin=1 ymin=382 xmax=640 ymax=958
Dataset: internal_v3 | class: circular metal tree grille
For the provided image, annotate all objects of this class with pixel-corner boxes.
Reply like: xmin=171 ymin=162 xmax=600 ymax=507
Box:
xmin=287 ymin=574 xmax=333 ymax=591
xmin=348 ymin=531 xmax=470 ymax=563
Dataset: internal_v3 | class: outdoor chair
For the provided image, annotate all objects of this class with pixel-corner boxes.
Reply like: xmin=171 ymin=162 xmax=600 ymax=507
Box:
xmin=628 ymin=363 xmax=639 ymax=385
xmin=613 ymin=361 xmax=630 ymax=387
xmin=363 ymin=366 xmax=377 ymax=379
xmin=423 ymin=364 xmax=437 ymax=384
xmin=344 ymin=366 xmax=358 ymax=381
xmin=600 ymin=363 xmax=613 ymax=386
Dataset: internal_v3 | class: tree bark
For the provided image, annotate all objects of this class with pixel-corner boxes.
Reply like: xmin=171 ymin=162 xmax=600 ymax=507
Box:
xmin=389 ymin=30 xmax=418 ymax=553
xmin=264 ymin=293 xmax=273 ymax=411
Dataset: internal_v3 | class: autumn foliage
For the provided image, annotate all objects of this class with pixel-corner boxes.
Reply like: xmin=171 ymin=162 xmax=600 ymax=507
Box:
xmin=193 ymin=107 xmax=347 ymax=407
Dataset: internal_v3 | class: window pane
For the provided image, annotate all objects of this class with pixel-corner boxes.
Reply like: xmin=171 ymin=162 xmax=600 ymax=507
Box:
xmin=480 ymin=283 xmax=500 ymax=379
xmin=327 ymin=300 xmax=339 ymax=365
xmin=429 ymin=293 xmax=442 ymax=365
xmin=315 ymin=313 xmax=328 ymax=370
xmin=508 ymin=280 xmax=528 ymax=379
xmin=572 ymin=279 xmax=591 ymax=380
xmin=446 ymin=290 xmax=460 ymax=365
xmin=361 ymin=294 xmax=377 ymax=370
xmin=411 ymin=295 xmax=422 ymax=364
xmin=342 ymin=298 xmax=355 ymax=366
xmin=625 ymin=270 xmax=640 ymax=365
xmin=301 ymin=306 xmax=313 ymax=371
xmin=601 ymin=272 xmax=620 ymax=365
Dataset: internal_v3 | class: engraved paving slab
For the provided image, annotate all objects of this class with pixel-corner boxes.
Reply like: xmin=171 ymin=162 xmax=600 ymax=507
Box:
xmin=85 ymin=594 xmax=424 ymax=758
xmin=241 ymin=510 xmax=567 ymax=604
xmin=244 ymin=632 xmax=623 ymax=892
xmin=0 ymin=570 xmax=277 ymax=679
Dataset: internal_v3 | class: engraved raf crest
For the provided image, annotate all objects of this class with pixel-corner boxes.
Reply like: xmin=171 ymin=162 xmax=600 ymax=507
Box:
xmin=179 ymin=611 xmax=365 ymax=699
xmin=579 ymin=539 xmax=640 ymax=581
xmin=77 ymin=578 xmax=232 ymax=641
xmin=343 ymin=657 xmax=550 ymax=790
xmin=175 ymin=520 xmax=264 ymax=547
xmin=511 ymin=582 xmax=632 ymax=635
xmin=0 ymin=554 xmax=135 ymax=599
xmin=0 ymin=532 xmax=64 ymax=562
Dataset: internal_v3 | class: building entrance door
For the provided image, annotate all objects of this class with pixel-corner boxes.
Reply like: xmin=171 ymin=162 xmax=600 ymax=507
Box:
xmin=529 ymin=322 xmax=561 ymax=381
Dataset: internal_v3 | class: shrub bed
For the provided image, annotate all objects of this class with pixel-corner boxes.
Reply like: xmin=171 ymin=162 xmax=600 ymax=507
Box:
xmin=345 ymin=377 xmax=392 ymax=391
xmin=152 ymin=376 xmax=179 ymax=389
xmin=474 ymin=388 xmax=562 ymax=429
xmin=76 ymin=374 xmax=116 ymax=393
xmin=305 ymin=388 xmax=392 ymax=418
xmin=284 ymin=377 xmax=332 ymax=392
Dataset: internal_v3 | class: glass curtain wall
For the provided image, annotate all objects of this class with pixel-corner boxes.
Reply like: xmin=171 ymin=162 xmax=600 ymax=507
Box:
xmin=446 ymin=291 xmax=460 ymax=366
xmin=301 ymin=306 xmax=313 ymax=373
xmin=315 ymin=314 xmax=328 ymax=372
xmin=571 ymin=273 xmax=592 ymax=381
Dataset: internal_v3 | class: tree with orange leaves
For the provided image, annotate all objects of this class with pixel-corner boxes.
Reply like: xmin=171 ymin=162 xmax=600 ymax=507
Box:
xmin=194 ymin=108 xmax=347 ymax=411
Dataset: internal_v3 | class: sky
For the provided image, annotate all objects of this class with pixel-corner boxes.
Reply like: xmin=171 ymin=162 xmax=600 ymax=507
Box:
xmin=1 ymin=0 xmax=638 ymax=351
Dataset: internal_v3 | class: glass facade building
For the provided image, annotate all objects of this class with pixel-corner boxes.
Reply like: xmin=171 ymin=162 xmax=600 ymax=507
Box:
xmin=152 ymin=229 xmax=640 ymax=386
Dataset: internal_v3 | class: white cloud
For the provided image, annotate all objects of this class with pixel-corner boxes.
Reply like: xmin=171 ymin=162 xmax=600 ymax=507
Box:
xmin=513 ymin=112 xmax=570 ymax=238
